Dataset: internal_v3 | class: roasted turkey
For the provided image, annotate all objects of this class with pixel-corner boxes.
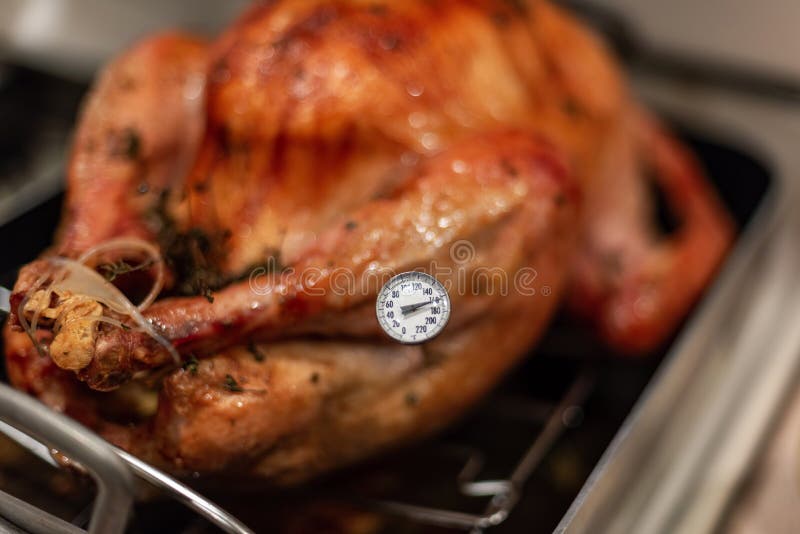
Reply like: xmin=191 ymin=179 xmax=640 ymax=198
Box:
xmin=3 ymin=0 xmax=732 ymax=483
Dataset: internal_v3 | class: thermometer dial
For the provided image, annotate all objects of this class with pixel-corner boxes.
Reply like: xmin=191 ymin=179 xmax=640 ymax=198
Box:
xmin=376 ymin=272 xmax=451 ymax=344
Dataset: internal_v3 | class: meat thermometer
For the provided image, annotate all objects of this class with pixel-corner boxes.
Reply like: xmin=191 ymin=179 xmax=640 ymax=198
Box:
xmin=375 ymin=272 xmax=451 ymax=344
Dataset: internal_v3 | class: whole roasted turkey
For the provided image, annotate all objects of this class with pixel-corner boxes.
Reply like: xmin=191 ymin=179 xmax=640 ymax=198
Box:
xmin=4 ymin=0 xmax=732 ymax=483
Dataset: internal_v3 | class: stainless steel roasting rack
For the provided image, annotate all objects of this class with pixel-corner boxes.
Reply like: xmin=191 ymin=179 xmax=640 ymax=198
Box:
xmin=0 ymin=364 xmax=595 ymax=534
xmin=0 ymin=382 xmax=254 ymax=534
xmin=360 ymin=372 xmax=595 ymax=532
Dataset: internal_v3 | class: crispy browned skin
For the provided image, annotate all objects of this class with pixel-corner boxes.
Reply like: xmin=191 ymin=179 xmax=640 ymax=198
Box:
xmin=4 ymin=0 xmax=733 ymax=481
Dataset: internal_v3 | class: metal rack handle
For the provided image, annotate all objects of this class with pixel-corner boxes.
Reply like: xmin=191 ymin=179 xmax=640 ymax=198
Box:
xmin=0 ymin=383 xmax=134 ymax=534
xmin=0 ymin=383 xmax=254 ymax=534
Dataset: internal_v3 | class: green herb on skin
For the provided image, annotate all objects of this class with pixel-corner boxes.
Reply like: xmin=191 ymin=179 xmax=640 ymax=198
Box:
xmin=247 ymin=341 xmax=266 ymax=362
xmin=148 ymin=191 xmax=284 ymax=302
xmin=223 ymin=374 xmax=244 ymax=392
xmin=202 ymin=288 xmax=215 ymax=303
xmin=182 ymin=356 xmax=199 ymax=375
xmin=98 ymin=259 xmax=155 ymax=282
xmin=110 ymin=127 xmax=142 ymax=160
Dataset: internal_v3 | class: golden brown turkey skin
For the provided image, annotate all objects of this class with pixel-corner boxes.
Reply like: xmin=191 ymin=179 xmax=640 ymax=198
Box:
xmin=4 ymin=0 xmax=732 ymax=481
xmin=6 ymin=131 xmax=578 ymax=481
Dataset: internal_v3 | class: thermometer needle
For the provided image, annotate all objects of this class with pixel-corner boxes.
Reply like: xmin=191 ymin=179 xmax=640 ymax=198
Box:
xmin=400 ymin=301 xmax=431 ymax=315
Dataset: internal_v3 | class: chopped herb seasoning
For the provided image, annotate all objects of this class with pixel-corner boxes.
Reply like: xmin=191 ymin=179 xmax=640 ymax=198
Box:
xmin=149 ymin=192 xmax=282 ymax=301
xmin=153 ymin=211 xmax=228 ymax=299
xmin=345 ymin=220 xmax=358 ymax=231
xmin=111 ymin=127 xmax=141 ymax=160
xmin=98 ymin=259 xmax=155 ymax=282
xmin=253 ymin=248 xmax=284 ymax=274
xmin=137 ymin=182 xmax=150 ymax=194
xmin=405 ymin=391 xmax=419 ymax=407
xmin=247 ymin=341 xmax=266 ymax=362
xmin=223 ymin=374 xmax=244 ymax=392
xmin=182 ymin=356 xmax=199 ymax=375
xmin=310 ymin=372 xmax=320 ymax=384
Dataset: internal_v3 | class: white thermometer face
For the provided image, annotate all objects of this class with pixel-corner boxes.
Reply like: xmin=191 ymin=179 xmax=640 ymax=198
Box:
xmin=376 ymin=272 xmax=451 ymax=344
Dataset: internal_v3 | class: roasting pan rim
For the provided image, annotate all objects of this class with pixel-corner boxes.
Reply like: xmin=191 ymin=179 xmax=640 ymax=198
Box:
xmin=558 ymin=72 xmax=798 ymax=534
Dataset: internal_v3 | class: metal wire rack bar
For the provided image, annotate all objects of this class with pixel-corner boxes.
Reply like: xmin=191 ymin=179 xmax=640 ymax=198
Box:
xmin=0 ymin=368 xmax=593 ymax=534
xmin=0 ymin=382 xmax=252 ymax=534
xmin=367 ymin=371 xmax=595 ymax=532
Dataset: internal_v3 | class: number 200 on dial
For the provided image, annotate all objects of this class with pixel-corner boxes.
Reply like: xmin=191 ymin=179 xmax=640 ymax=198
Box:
xmin=376 ymin=272 xmax=451 ymax=344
